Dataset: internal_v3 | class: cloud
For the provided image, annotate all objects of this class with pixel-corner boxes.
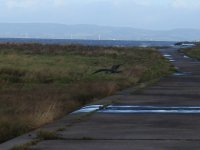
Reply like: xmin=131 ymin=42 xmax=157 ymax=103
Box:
xmin=53 ymin=0 xmax=67 ymax=7
xmin=0 ymin=0 xmax=200 ymax=29
xmin=2 ymin=0 xmax=200 ymax=10
xmin=4 ymin=0 xmax=36 ymax=8
xmin=2 ymin=0 xmax=70 ymax=9
xmin=171 ymin=0 xmax=200 ymax=9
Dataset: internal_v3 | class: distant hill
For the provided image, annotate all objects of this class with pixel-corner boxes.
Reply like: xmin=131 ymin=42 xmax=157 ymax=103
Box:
xmin=0 ymin=23 xmax=200 ymax=41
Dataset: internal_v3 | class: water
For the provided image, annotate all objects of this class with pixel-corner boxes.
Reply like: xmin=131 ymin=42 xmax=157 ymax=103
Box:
xmin=98 ymin=105 xmax=200 ymax=114
xmin=0 ymin=38 xmax=175 ymax=47
xmin=173 ymin=72 xmax=192 ymax=76
xmin=163 ymin=54 xmax=171 ymax=57
xmin=72 ymin=105 xmax=103 ymax=113
xmin=163 ymin=54 xmax=176 ymax=62
xmin=184 ymin=55 xmax=190 ymax=58
xmin=72 ymin=104 xmax=200 ymax=114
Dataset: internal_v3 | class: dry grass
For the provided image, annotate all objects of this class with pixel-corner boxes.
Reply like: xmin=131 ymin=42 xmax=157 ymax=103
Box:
xmin=0 ymin=43 xmax=173 ymax=143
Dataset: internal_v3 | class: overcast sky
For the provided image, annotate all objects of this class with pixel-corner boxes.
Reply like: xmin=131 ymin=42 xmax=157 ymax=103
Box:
xmin=0 ymin=0 xmax=200 ymax=30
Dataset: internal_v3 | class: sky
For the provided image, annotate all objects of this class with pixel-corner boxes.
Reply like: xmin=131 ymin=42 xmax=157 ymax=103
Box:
xmin=0 ymin=0 xmax=200 ymax=30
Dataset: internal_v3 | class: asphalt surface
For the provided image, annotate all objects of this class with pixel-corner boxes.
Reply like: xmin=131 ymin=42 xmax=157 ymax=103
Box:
xmin=1 ymin=47 xmax=200 ymax=150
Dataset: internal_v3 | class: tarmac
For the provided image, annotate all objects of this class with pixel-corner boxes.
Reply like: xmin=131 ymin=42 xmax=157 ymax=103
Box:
xmin=1 ymin=47 xmax=200 ymax=150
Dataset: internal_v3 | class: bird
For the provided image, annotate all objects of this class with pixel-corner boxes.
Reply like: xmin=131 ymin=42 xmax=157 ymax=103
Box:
xmin=93 ymin=64 xmax=123 ymax=74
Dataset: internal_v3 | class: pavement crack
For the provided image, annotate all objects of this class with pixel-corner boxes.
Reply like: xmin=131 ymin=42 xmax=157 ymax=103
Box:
xmin=62 ymin=138 xmax=200 ymax=141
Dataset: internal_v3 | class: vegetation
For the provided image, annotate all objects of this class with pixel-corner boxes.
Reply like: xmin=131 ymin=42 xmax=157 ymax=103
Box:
xmin=10 ymin=140 xmax=40 ymax=150
xmin=36 ymin=130 xmax=61 ymax=140
xmin=181 ymin=44 xmax=200 ymax=59
xmin=0 ymin=43 xmax=173 ymax=143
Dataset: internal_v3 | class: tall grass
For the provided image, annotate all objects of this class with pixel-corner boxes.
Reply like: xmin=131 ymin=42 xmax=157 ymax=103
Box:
xmin=181 ymin=44 xmax=200 ymax=59
xmin=0 ymin=43 xmax=173 ymax=143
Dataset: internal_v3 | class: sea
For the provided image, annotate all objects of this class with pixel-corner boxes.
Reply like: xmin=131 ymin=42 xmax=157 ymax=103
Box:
xmin=0 ymin=38 xmax=176 ymax=47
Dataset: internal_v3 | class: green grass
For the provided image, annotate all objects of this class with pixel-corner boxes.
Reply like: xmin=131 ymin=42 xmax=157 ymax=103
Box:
xmin=181 ymin=44 xmax=200 ymax=60
xmin=0 ymin=43 xmax=173 ymax=143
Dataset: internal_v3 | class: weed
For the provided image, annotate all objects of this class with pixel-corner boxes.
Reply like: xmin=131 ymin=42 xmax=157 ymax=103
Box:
xmin=56 ymin=127 xmax=66 ymax=132
xmin=10 ymin=140 xmax=39 ymax=150
xmin=36 ymin=130 xmax=61 ymax=140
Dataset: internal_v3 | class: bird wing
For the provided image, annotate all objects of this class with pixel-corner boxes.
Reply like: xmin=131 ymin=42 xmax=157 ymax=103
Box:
xmin=111 ymin=64 xmax=121 ymax=70
xmin=93 ymin=69 xmax=110 ymax=74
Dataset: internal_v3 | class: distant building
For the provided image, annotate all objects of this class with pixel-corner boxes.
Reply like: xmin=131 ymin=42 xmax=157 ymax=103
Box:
xmin=175 ymin=41 xmax=196 ymax=47
xmin=181 ymin=43 xmax=195 ymax=46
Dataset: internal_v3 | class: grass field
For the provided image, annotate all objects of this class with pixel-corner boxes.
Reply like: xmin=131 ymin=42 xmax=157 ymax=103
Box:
xmin=0 ymin=43 xmax=173 ymax=143
xmin=181 ymin=44 xmax=200 ymax=59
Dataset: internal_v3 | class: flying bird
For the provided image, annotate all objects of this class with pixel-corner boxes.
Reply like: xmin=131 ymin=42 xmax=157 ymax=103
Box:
xmin=93 ymin=64 xmax=123 ymax=74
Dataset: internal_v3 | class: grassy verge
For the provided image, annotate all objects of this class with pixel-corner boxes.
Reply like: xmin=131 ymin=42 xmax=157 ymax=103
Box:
xmin=180 ymin=44 xmax=200 ymax=59
xmin=0 ymin=43 xmax=173 ymax=143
